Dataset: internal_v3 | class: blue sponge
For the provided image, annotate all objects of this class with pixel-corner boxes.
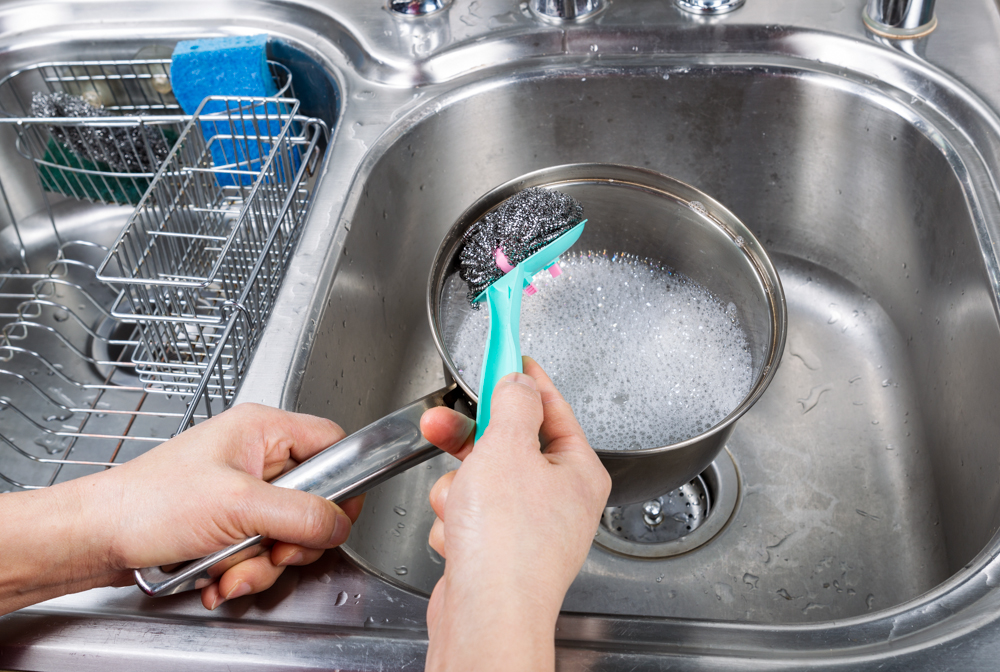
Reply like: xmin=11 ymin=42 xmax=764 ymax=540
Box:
xmin=171 ymin=35 xmax=283 ymax=187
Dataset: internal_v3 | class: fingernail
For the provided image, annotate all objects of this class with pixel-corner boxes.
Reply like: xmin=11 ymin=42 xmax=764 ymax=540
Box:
xmin=330 ymin=512 xmax=352 ymax=545
xmin=460 ymin=414 xmax=477 ymax=437
xmin=277 ymin=550 xmax=303 ymax=567
xmin=225 ymin=581 xmax=252 ymax=601
xmin=502 ymin=372 xmax=536 ymax=390
xmin=208 ymin=594 xmax=223 ymax=610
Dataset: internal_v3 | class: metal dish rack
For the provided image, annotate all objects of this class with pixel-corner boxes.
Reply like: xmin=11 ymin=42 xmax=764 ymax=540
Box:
xmin=0 ymin=58 xmax=327 ymax=491
xmin=98 ymin=95 xmax=324 ymax=405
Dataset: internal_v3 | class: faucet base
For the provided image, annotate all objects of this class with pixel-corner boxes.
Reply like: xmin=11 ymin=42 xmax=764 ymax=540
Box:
xmin=863 ymin=11 xmax=937 ymax=39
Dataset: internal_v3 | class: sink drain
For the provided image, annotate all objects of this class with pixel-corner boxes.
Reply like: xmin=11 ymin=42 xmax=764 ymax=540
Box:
xmin=594 ymin=449 xmax=739 ymax=559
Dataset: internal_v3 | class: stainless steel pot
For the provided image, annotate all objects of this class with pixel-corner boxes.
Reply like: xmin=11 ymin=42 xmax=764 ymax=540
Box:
xmin=430 ymin=163 xmax=786 ymax=506
xmin=135 ymin=163 xmax=785 ymax=597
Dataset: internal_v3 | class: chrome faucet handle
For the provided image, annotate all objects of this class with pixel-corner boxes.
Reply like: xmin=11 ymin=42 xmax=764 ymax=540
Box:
xmin=675 ymin=0 xmax=746 ymax=14
xmin=863 ymin=0 xmax=937 ymax=39
xmin=388 ymin=0 xmax=450 ymax=17
xmin=530 ymin=0 xmax=606 ymax=22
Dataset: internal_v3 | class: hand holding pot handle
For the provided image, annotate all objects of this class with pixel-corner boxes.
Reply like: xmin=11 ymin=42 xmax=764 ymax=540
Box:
xmin=134 ymin=384 xmax=469 ymax=598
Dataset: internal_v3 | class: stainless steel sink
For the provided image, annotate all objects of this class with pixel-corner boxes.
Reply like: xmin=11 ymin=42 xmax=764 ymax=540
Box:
xmin=319 ymin=57 xmax=999 ymax=623
xmin=4 ymin=0 xmax=1000 ymax=670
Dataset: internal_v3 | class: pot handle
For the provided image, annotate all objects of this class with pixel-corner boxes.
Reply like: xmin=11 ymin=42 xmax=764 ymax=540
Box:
xmin=134 ymin=383 xmax=470 ymax=597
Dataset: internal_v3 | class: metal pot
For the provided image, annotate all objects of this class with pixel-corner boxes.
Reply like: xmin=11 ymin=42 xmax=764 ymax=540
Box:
xmin=135 ymin=163 xmax=785 ymax=596
xmin=429 ymin=163 xmax=786 ymax=506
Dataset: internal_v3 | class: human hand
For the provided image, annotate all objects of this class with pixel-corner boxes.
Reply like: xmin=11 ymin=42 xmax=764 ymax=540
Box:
xmin=0 ymin=404 xmax=361 ymax=614
xmin=419 ymin=357 xmax=611 ymax=671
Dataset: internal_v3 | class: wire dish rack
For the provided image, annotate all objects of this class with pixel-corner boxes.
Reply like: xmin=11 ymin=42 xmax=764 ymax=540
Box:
xmin=98 ymin=95 xmax=324 ymax=402
xmin=0 ymin=57 xmax=327 ymax=490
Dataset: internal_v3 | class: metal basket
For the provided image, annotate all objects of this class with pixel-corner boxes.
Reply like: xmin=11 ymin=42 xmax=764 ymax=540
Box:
xmin=0 ymin=58 xmax=291 ymax=206
xmin=96 ymin=95 xmax=325 ymax=392
xmin=0 ymin=55 xmax=327 ymax=490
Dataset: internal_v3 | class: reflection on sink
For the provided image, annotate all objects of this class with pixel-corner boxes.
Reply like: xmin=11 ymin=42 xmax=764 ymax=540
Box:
xmin=296 ymin=63 xmax=1000 ymax=623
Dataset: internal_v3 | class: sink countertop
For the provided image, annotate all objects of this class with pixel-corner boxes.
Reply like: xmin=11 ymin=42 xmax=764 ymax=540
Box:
xmin=2 ymin=1 xmax=1000 ymax=670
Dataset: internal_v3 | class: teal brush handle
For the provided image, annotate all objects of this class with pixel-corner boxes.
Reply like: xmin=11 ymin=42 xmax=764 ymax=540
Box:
xmin=475 ymin=266 xmax=526 ymax=443
xmin=471 ymin=220 xmax=587 ymax=443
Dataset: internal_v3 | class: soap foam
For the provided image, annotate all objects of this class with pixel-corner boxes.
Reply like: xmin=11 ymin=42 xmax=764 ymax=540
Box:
xmin=440 ymin=251 xmax=754 ymax=451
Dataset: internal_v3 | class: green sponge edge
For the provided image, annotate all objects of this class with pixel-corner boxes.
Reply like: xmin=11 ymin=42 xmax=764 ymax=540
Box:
xmin=37 ymin=131 xmax=179 ymax=206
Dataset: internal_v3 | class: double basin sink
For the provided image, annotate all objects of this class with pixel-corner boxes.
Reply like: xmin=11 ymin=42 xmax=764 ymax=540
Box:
xmin=2 ymin=0 xmax=1000 ymax=669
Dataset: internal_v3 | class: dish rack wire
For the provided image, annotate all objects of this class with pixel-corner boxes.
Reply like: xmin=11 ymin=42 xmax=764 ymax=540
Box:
xmin=0 ymin=57 xmax=327 ymax=490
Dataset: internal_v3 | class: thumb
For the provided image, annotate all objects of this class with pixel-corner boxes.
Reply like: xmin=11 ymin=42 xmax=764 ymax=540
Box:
xmin=241 ymin=480 xmax=352 ymax=549
xmin=482 ymin=371 xmax=543 ymax=454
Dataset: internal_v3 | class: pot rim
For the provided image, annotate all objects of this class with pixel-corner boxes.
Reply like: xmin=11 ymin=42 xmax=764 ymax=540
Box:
xmin=426 ymin=162 xmax=787 ymax=458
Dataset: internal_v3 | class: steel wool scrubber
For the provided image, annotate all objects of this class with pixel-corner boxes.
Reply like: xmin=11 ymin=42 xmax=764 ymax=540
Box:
xmin=457 ymin=187 xmax=586 ymax=442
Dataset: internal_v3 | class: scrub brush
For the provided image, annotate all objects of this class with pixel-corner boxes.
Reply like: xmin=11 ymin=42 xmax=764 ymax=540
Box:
xmin=458 ymin=187 xmax=586 ymax=442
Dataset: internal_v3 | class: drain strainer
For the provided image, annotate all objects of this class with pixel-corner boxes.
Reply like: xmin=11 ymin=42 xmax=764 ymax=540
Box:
xmin=594 ymin=448 xmax=739 ymax=559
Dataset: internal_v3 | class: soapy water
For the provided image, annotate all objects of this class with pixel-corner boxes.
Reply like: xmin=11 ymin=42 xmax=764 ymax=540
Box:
xmin=441 ymin=251 xmax=753 ymax=451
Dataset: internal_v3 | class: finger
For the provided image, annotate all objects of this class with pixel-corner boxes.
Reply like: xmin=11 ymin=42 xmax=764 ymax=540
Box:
xmin=337 ymin=493 xmax=366 ymax=523
xmin=521 ymin=356 xmax=588 ymax=454
xmin=242 ymin=481 xmax=352 ymax=549
xmin=202 ymin=581 xmax=223 ymax=610
xmin=429 ymin=470 xmax=457 ymax=520
xmin=219 ymin=404 xmax=347 ymax=479
xmin=270 ymin=541 xmax=325 ymax=568
xmin=481 ymin=371 xmax=543 ymax=454
xmin=205 ymin=554 xmax=283 ymax=609
xmin=427 ymin=577 xmax=447 ymax=636
xmin=522 ymin=357 xmax=611 ymax=502
xmin=428 ymin=517 xmax=446 ymax=558
xmin=420 ymin=407 xmax=476 ymax=460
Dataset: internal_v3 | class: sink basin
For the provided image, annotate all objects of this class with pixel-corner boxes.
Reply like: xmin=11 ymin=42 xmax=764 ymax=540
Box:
xmin=296 ymin=59 xmax=1000 ymax=624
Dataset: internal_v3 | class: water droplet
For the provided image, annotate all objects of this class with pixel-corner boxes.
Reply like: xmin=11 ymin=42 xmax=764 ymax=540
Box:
xmin=393 ymin=506 xmax=407 ymax=516
xmin=394 ymin=566 xmax=409 ymax=576
xmin=655 ymin=573 xmax=664 ymax=583
xmin=34 ymin=435 xmax=70 ymax=455
xmin=797 ymin=384 xmax=832 ymax=414
xmin=318 ymin=573 xmax=332 ymax=584
xmin=881 ymin=379 xmax=890 ymax=387
xmin=335 ymin=591 xmax=348 ymax=606
xmin=589 ymin=43 xmax=599 ymax=52
xmin=776 ymin=588 xmax=794 ymax=600
xmin=743 ymin=573 xmax=759 ymax=589
xmin=688 ymin=201 xmax=707 ymax=214
xmin=866 ymin=594 xmax=875 ymax=609
xmin=52 ymin=309 xmax=69 ymax=322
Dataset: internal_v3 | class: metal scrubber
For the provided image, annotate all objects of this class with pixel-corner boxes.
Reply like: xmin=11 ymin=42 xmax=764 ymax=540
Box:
xmin=30 ymin=90 xmax=169 ymax=173
xmin=458 ymin=187 xmax=584 ymax=306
